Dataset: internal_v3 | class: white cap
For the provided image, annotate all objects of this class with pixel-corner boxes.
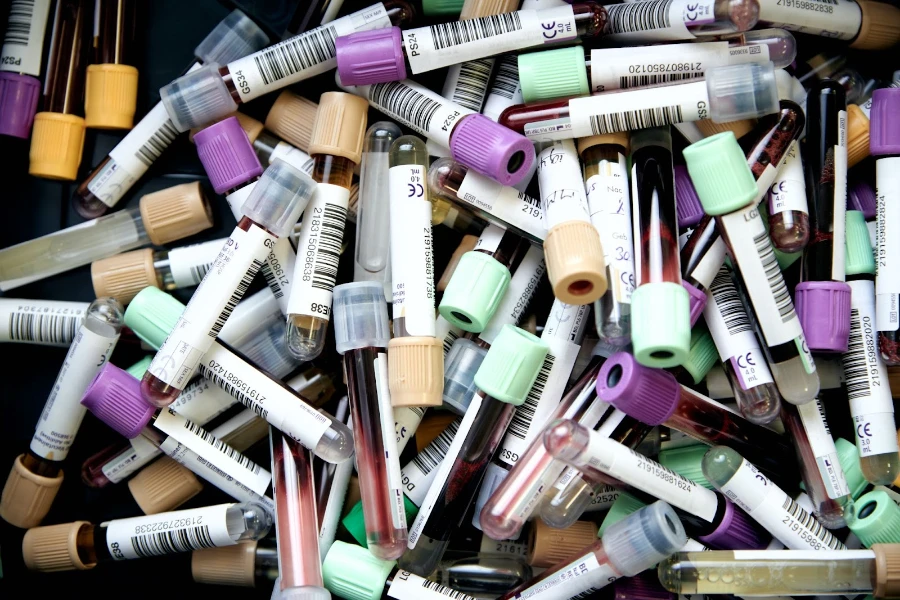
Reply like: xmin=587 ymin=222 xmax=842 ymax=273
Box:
xmin=332 ymin=282 xmax=391 ymax=354
xmin=706 ymin=62 xmax=780 ymax=123
xmin=602 ymin=501 xmax=687 ymax=577
xmin=195 ymin=10 xmax=269 ymax=67
xmin=241 ymin=159 xmax=316 ymax=238
xmin=160 ymin=65 xmax=238 ymax=132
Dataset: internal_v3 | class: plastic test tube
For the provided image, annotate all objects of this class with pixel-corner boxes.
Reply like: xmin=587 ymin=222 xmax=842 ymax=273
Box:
xmin=767 ymin=138 xmax=810 ymax=253
xmin=313 ymin=396 xmax=353 ymax=559
xmin=142 ymin=162 xmax=314 ymax=407
xmin=84 ymin=0 xmax=138 ymax=129
xmin=0 ymin=298 xmax=87 ymax=347
xmin=755 ymin=0 xmax=899 ymax=50
xmin=0 ymin=181 xmax=213 ymax=292
xmin=0 ymin=298 xmax=123 ymax=529
xmin=600 ymin=0 xmax=759 ymax=45
xmin=743 ymin=99 xmax=807 ymax=205
xmin=0 ymin=0 xmax=52 ymax=138
xmin=482 ymin=54 xmax=523 ymax=123
xmin=21 ymin=502 xmax=271 ymax=572
xmin=72 ymin=10 xmax=269 ymax=218
xmin=158 ymin=2 xmax=413 ymax=132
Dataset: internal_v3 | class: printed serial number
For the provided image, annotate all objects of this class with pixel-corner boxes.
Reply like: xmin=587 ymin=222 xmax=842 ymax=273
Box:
xmin=628 ymin=62 xmax=702 ymax=73
xmin=776 ymin=0 xmax=834 ymax=12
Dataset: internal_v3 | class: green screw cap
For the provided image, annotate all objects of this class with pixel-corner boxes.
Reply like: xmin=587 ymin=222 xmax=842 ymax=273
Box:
xmin=846 ymin=210 xmax=876 ymax=276
xmin=835 ymin=437 xmax=868 ymax=499
xmin=848 ymin=490 xmax=900 ymax=546
xmin=519 ymin=46 xmax=589 ymax=104
xmin=659 ymin=444 xmax=715 ymax=490
xmin=125 ymin=356 xmax=153 ymax=380
xmin=341 ymin=496 xmax=419 ymax=549
xmin=322 ymin=541 xmax=396 ymax=600
xmin=421 ymin=0 xmax=464 ymax=15
xmin=630 ymin=282 xmax=691 ymax=368
xmin=439 ymin=251 xmax=511 ymax=332
xmin=683 ymin=132 xmax=758 ymax=216
xmin=474 ymin=325 xmax=549 ymax=405
xmin=123 ymin=287 xmax=184 ymax=349
xmin=597 ymin=491 xmax=646 ymax=537
xmin=682 ymin=326 xmax=718 ymax=384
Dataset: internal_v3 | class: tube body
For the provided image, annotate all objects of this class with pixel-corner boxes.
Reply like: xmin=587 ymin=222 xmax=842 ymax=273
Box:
xmin=601 ymin=0 xmax=759 ymax=44
xmin=0 ymin=298 xmax=87 ymax=346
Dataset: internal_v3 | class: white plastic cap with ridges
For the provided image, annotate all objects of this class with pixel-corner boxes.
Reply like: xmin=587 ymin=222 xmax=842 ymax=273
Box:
xmin=241 ymin=159 xmax=316 ymax=238
xmin=602 ymin=501 xmax=687 ymax=577
xmin=195 ymin=10 xmax=270 ymax=67
xmin=706 ymin=62 xmax=780 ymax=123
xmin=160 ymin=65 xmax=238 ymax=132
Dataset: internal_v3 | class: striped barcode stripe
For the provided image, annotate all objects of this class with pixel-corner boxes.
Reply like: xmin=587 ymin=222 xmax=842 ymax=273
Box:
xmin=710 ymin=268 xmax=752 ymax=335
xmin=781 ymin=494 xmax=845 ymax=549
xmin=260 ymin=263 xmax=283 ymax=299
xmin=753 ymin=228 xmax=795 ymax=321
xmin=619 ymin=72 xmax=703 ymax=89
xmin=2 ymin=0 xmax=34 ymax=46
xmin=489 ymin=55 xmax=519 ymax=100
xmin=180 ymin=413 xmax=263 ymax=475
xmin=8 ymin=312 xmax=79 ymax=344
xmin=429 ymin=12 xmax=522 ymax=50
xmin=442 ymin=329 xmax=460 ymax=356
xmin=311 ymin=202 xmax=347 ymax=291
xmin=208 ymin=258 xmax=264 ymax=337
xmin=589 ymin=105 xmax=683 ymax=135
xmin=507 ymin=353 xmax=555 ymax=439
xmin=606 ymin=0 xmax=672 ymax=33
xmin=420 ymin=579 xmax=475 ymax=600
xmin=371 ymin=82 xmax=442 ymax=133
xmin=188 ymin=262 xmax=212 ymax=286
xmin=130 ymin=525 xmax=216 ymax=558
xmin=198 ymin=364 xmax=269 ymax=421
xmin=813 ymin=398 xmax=831 ymax=435
xmin=450 ymin=58 xmax=494 ymax=112
xmin=410 ymin=418 xmax=461 ymax=474
xmin=253 ymin=25 xmax=337 ymax=86
xmin=135 ymin=118 xmax=179 ymax=167
xmin=842 ymin=308 xmax=867 ymax=400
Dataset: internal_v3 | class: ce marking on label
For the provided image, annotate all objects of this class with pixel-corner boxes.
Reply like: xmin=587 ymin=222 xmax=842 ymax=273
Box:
xmin=858 ymin=422 xmax=873 ymax=438
xmin=735 ymin=353 xmax=757 ymax=368
xmin=685 ymin=3 xmax=703 ymax=21
xmin=407 ymin=183 xmax=424 ymax=198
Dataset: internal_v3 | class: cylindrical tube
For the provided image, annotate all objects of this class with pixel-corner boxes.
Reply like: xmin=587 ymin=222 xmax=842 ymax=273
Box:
xmin=601 ymin=0 xmax=759 ymax=44
xmin=755 ymin=0 xmax=900 ymax=50
xmin=0 ymin=0 xmax=53 ymax=138
xmin=767 ymin=139 xmax=810 ymax=252
xmin=0 ymin=298 xmax=87 ymax=346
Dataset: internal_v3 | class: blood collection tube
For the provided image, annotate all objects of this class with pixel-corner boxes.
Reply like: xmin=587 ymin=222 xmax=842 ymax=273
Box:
xmin=499 ymin=501 xmax=687 ymax=600
xmin=73 ymin=11 xmax=269 ymax=218
xmin=402 ymin=325 xmax=549 ymax=576
xmin=191 ymin=540 xmax=279 ymax=587
xmin=841 ymin=210 xmax=900 ymax=486
xmin=742 ymin=99 xmax=806 ymax=204
xmin=767 ymin=139 xmax=809 ymax=252
xmin=498 ymin=62 xmax=779 ymax=143
xmin=684 ymin=130 xmax=820 ymax=403
xmin=482 ymin=54 xmax=523 ymax=123
xmin=84 ymin=0 xmax=138 ymax=129
xmin=0 ymin=0 xmax=52 ymax=138
xmin=159 ymin=2 xmax=413 ymax=131
xmin=21 ymin=502 xmax=271 ymax=572
xmin=0 ymin=181 xmax=213 ymax=292
xmin=142 ymin=162 xmax=314 ymax=407
xmin=755 ymin=0 xmax=899 ymax=49
xmin=601 ymin=0 xmax=759 ymax=45
xmin=538 ymin=139 xmax=607 ymax=306
xmin=286 ymin=92 xmax=368 ymax=361
xmin=679 ymin=215 xmax=723 ymax=326
xmin=0 ymin=298 xmax=87 ymax=347
xmin=0 ymin=298 xmax=123 ymax=528
xmin=314 ymin=396 xmax=353 ymax=559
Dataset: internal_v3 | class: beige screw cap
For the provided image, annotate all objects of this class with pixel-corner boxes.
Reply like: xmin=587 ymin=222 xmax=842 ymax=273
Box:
xmin=874 ymin=543 xmax=900 ymax=598
xmin=847 ymin=104 xmax=871 ymax=168
xmin=0 ymin=454 xmax=64 ymax=528
xmin=189 ymin=111 xmax=265 ymax=144
xmin=851 ymin=1 xmax=900 ymax=50
xmin=529 ymin=520 xmax=598 ymax=568
xmin=308 ymin=92 xmax=368 ymax=165
xmin=695 ymin=118 xmax=757 ymax=140
xmin=576 ymin=132 xmax=630 ymax=156
xmin=439 ymin=234 xmax=480 ymax=292
xmin=85 ymin=64 xmax=140 ymax=129
xmin=23 ymin=521 xmax=95 ymax=571
xmin=544 ymin=220 xmax=608 ymax=305
xmin=389 ymin=336 xmax=445 ymax=407
xmin=91 ymin=248 xmax=159 ymax=305
xmin=460 ymin=0 xmax=519 ymax=18
xmin=29 ymin=112 xmax=87 ymax=181
xmin=266 ymin=91 xmax=319 ymax=152
xmin=192 ymin=541 xmax=258 ymax=587
xmin=139 ymin=181 xmax=214 ymax=245
xmin=128 ymin=456 xmax=203 ymax=514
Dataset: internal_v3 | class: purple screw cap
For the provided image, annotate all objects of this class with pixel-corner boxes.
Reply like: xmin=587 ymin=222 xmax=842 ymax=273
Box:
xmin=870 ymin=88 xmax=900 ymax=156
xmin=81 ymin=363 xmax=155 ymax=439
xmin=449 ymin=114 xmax=535 ymax=187
xmin=194 ymin=116 xmax=263 ymax=194
xmin=335 ymin=27 xmax=406 ymax=86
xmin=698 ymin=499 xmax=768 ymax=550
xmin=848 ymin=179 xmax=877 ymax=220
xmin=675 ymin=166 xmax=705 ymax=229
xmin=794 ymin=280 xmax=851 ymax=353
xmin=612 ymin=572 xmax=675 ymax=600
xmin=682 ymin=280 xmax=708 ymax=327
xmin=0 ymin=72 xmax=41 ymax=139
xmin=596 ymin=352 xmax=680 ymax=426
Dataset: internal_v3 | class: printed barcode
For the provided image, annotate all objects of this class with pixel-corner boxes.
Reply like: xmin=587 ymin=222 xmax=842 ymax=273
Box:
xmin=2 ymin=0 xmax=34 ymax=46
xmin=208 ymin=258 xmax=264 ymax=337
xmin=588 ymin=105 xmax=683 ymax=135
xmin=189 ymin=262 xmax=212 ymax=286
xmin=842 ymin=308 xmax=868 ymax=400
xmin=311 ymin=203 xmax=347 ymax=291
xmin=421 ymin=578 xmax=475 ymax=600
xmin=429 ymin=12 xmax=522 ymax=50
xmin=780 ymin=495 xmax=845 ymax=550
xmin=606 ymin=0 xmax=672 ymax=33
xmin=370 ymin=82 xmax=441 ymax=133
xmin=409 ymin=406 xmax=427 ymax=418
xmin=507 ymin=353 xmax=555 ymax=439
xmin=198 ymin=364 xmax=269 ymax=421
xmin=260 ymin=264 xmax=283 ymax=299
xmin=442 ymin=329 xmax=460 ymax=356
xmin=254 ymin=25 xmax=337 ymax=86
xmin=180 ymin=414 xmax=263 ymax=475
xmin=710 ymin=269 xmax=752 ymax=335
xmin=129 ymin=525 xmax=216 ymax=558
xmin=619 ymin=72 xmax=703 ymax=89
xmin=572 ymin=587 xmax=601 ymax=599
xmin=753 ymin=229 xmax=795 ymax=322
xmin=135 ymin=119 xmax=179 ymax=167
xmin=810 ymin=0 xmax=838 ymax=4
xmin=450 ymin=58 xmax=494 ymax=112
xmin=411 ymin=418 xmax=461 ymax=474
xmin=8 ymin=312 xmax=80 ymax=344
xmin=489 ymin=55 xmax=519 ymax=100
xmin=523 ymin=192 xmax=540 ymax=208
xmin=813 ymin=398 xmax=831 ymax=436
xmin=300 ymin=157 xmax=315 ymax=174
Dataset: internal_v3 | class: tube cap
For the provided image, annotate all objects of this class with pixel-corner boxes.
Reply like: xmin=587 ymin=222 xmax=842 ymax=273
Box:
xmin=192 ymin=542 xmax=258 ymax=587
xmin=188 ymin=112 xmax=263 ymax=144
xmin=195 ymin=10 xmax=270 ymax=66
xmin=694 ymin=118 xmax=756 ymax=140
xmin=85 ymin=64 xmax=139 ymax=129
xmin=438 ymin=234 xmax=480 ymax=292
xmin=388 ymin=336 xmax=445 ymax=408
xmin=845 ymin=211 xmax=876 ymax=277
xmin=850 ymin=0 xmax=900 ymax=50
xmin=518 ymin=47 xmax=589 ymax=104
xmin=341 ymin=497 xmax=419 ymax=549
xmin=674 ymin=166 xmax=705 ymax=228
xmin=597 ymin=352 xmax=681 ymax=425
xmin=576 ymin=132 xmax=630 ymax=156
xmin=682 ymin=326 xmax=718 ymax=384
xmin=91 ymin=248 xmax=158 ymax=305
xmin=698 ymin=498 xmax=768 ymax=550
xmin=28 ymin=112 xmax=86 ymax=181
xmin=604 ymin=501 xmax=687 ymax=577
xmin=544 ymin=220 xmax=608 ymax=305
xmin=473 ymin=325 xmax=549 ymax=405
xmin=422 ymin=0 xmax=464 ymax=15
xmin=308 ymin=92 xmax=368 ymax=164
xmin=835 ymin=437 xmax=867 ymax=499
xmin=128 ymin=456 xmax=203 ymax=514
xmin=265 ymin=91 xmax=318 ymax=152
xmin=794 ymin=281 xmax=852 ymax=353
xmin=0 ymin=454 xmax=64 ymax=528
xmin=333 ymin=282 xmax=391 ymax=354
xmin=139 ymin=181 xmax=214 ymax=245
xmin=631 ymin=282 xmax=691 ymax=368
xmin=22 ymin=521 xmax=94 ymax=571
xmin=81 ymin=363 xmax=156 ymax=439
xmin=848 ymin=180 xmax=877 ymax=220
xmin=874 ymin=543 xmax=900 ymax=599
xmin=160 ymin=64 xmax=238 ymax=132
xmin=241 ymin=160 xmax=316 ymax=237
xmin=336 ymin=27 xmax=406 ymax=86
xmin=323 ymin=541 xmax=395 ymax=600
xmin=683 ymin=281 xmax=708 ymax=328
xmin=124 ymin=287 xmax=184 ymax=348
xmin=848 ymin=490 xmax=900 ymax=546
xmin=706 ymin=63 xmax=779 ymax=123
xmin=195 ymin=116 xmax=263 ymax=193
xmin=439 ymin=252 xmax=511 ymax=332
xmin=442 ymin=339 xmax=489 ymax=415
xmin=870 ymin=88 xmax=900 ymax=155
xmin=528 ymin=520 xmax=598 ymax=568
xmin=659 ymin=445 xmax=714 ymax=489
xmin=847 ymin=104 xmax=871 ymax=167
xmin=0 ymin=72 xmax=41 ymax=138
xmin=683 ymin=132 xmax=759 ymax=215
xmin=460 ymin=0 xmax=520 ymax=18
xmin=449 ymin=114 xmax=535 ymax=187
xmin=598 ymin=492 xmax=647 ymax=537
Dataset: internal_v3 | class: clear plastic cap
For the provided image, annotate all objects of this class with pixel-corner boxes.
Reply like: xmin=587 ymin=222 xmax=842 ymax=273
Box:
xmin=241 ymin=159 xmax=317 ymax=238
xmin=160 ymin=64 xmax=238 ymax=132
xmin=442 ymin=338 xmax=488 ymax=415
xmin=195 ymin=10 xmax=270 ymax=67
xmin=602 ymin=501 xmax=687 ymax=577
xmin=332 ymin=282 xmax=391 ymax=354
xmin=706 ymin=62 xmax=779 ymax=123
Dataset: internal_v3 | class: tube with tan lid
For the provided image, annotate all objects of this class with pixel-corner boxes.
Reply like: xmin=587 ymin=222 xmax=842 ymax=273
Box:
xmin=755 ymin=0 xmax=900 ymax=50
xmin=85 ymin=0 xmax=139 ymax=129
xmin=192 ymin=540 xmax=279 ymax=587
xmin=0 ymin=181 xmax=213 ymax=292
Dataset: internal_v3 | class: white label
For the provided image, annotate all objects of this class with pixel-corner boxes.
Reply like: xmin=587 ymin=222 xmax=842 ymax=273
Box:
xmin=437 ymin=315 xmax=462 ymax=357
xmin=231 ymin=4 xmax=391 ymax=102
xmin=479 ymin=526 xmax=530 ymax=557
xmin=101 ymin=436 xmax=161 ymax=483
xmin=288 ymin=183 xmax=349 ymax=320
xmin=688 ymin=236 xmax=728 ymax=291
xmin=796 ymin=399 xmax=850 ymax=499
xmin=389 ymin=164 xmax=436 ymax=336
xmin=403 ymin=6 xmax=577 ymax=75
xmin=604 ymin=0 xmax=717 ymax=43
xmin=387 ymin=570 xmax=475 ymax=600
xmin=538 ymin=140 xmax=591 ymax=228
xmin=30 ymin=327 xmax=118 ymax=460
xmin=395 ymin=405 xmax=425 ymax=454
xmin=169 ymin=377 xmax=237 ymax=424
xmin=757 ymin=0 xmax=862 ymax=40
xmin=479 ymin=245 xmax=545 ymax=345
xmin=732 ymin=549 xmax=873 ymax=561
xmin=375 ymin=353 xmax=407 ymax=530
xmin=444 ymin=58 xmax=495 ymax=113
xmin=483 ymin=54 xmax=523 ymax=122
xmin=168 ymin=238 xmax=228 ymax=288
xmin=0 ymin=298 xmax=86 ymax=346
xmin=767 ymin=141 xmax=808 ymax=215
xmin=105 ymin=504 xmax=237 ymax=560
xmin=0 ymin=0 xmax=51 ymax=76
xmin=512 ymin=554 xmax=616 ymax=599
xmin=455 ymin=169 xmax=545 ymax=241
xmin=401 ymin=418 xmax=461 ymax=507
xmin=269 ymin=142 xmax=314 ymax=174
xmin=876 ymin=157 xmax=900 ymax=331
xmin=832 ymin=110 xmax=848 ymax=281
xmin=474 ymin=223 xmax=507 ymax=254
xmin=586 ymin=157 xmax=635 ymax=303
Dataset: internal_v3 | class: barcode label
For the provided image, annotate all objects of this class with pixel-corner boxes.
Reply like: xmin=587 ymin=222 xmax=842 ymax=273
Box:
xmin=619 ymin=72 xmax=703 ymax=88
xmin=506 ymin=353 xmax=554 ymax=439
xmin=180 ymin=417 xmax=262 ymax=475
xmin=2 ymin=0 xmax=35 ymax=45
xmin=190 ymin=263 xmax=212 ymax=285
xmin=209 ymin=256 xmax=264 ymax=337
xmin=710 ymin=268 xmax=752 ymax=334
xmin=589 ymin=105 xmax=684 ymax=135
xmin=254 ymin=25 xmax=337 ymax=86
xmin=604 ymin=0 xmax=716 ymax=43
xmin=607 ymin=0 xmax=673 ymax=33
xmin=757 ymin=0 xmax=860 ymax=41
xmin=371 ymin=81 xmax=442 ymax=135
xmin=168 ymin=237 xmax=228 ymax=289
xmin=795 ymin=399 xmax=850 ymax=500
xmin=754 ymin=228 xmax=794 ymax=321
xmin=431 ymin=13 xmax=523 ymax=50
xmin=843 ymin=308 xmax=867 ymax=401
xmin=135 ymin=118 xmax=179 ymax=167
xmin=200 ymin=365 xmax=268 ymax=421
xmin=387 ymin=570 xmax=475 ymax=600
xmin=513 ymin=553 xmax=615 ymax=599
xmin=446 ymin=58 xmax=494 ymax=112
xmin=104 ymin=504 xmax=236 ymax=560
xmin=780 ymin=495 xmax=845 ymax=550
xmin=5 ymin=310 xmax=82 ymax=345
xmin=0 ymin=0 xmax=50 ymax=76
xmin=260 ymin=263 xmax=283 ymax=298
xmin=410 ymin=418 xmax=460 ymax=475
xmin=442 ymin=328 xmax=460 ymax=356
xmin=488 ymin=54 xmax=519 ymax=100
